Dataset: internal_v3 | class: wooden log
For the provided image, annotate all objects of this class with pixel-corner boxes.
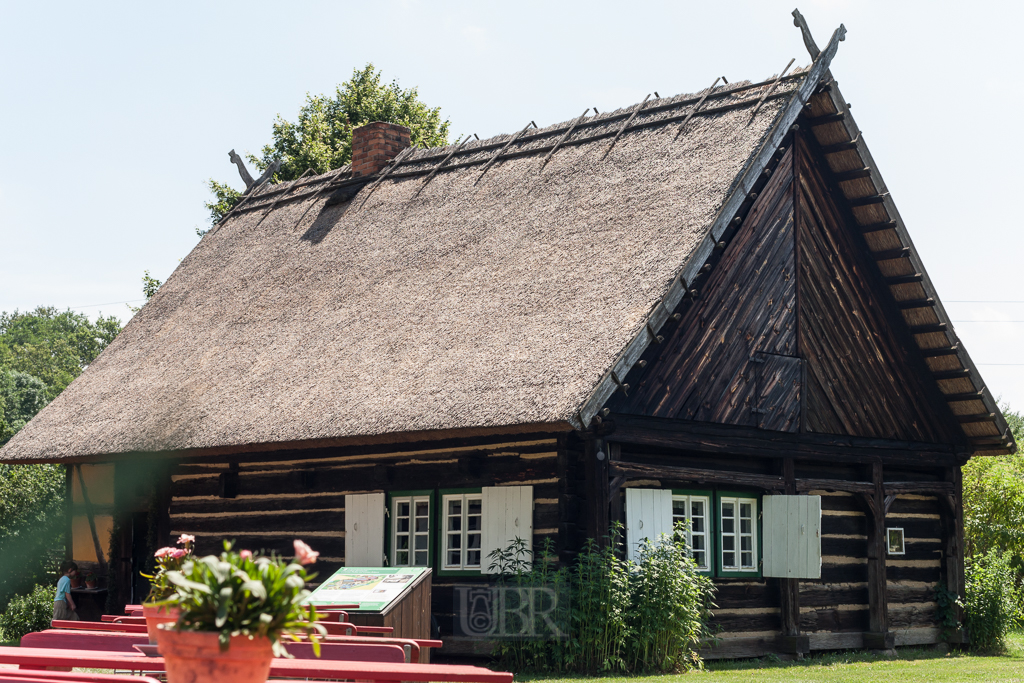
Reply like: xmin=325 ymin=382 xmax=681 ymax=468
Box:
xmin=909 ymin=323 xmax=947 ymax=334
xmin=957 ymin=413 xmax=997 ymax=423
xmin=609 ymin=461 xmax=784 ymax=490
xmin=932 ymin=369 xmax=971 ymax=380
xmin=849 ymin=194 xmax=889 ymax=208
xmin=608 ymin=415 xmax=961 ymax=466
xmin=833 ymin=167 xmax=873 ymax=182
xmin=805 ymin=112 xmax=846 ymax=126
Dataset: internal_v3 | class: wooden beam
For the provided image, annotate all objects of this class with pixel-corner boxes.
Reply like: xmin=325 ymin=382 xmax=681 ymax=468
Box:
xmin=819 ymin=137 xmax=859 ymax=154
xmin=584 ymin=434 xmax=610 ymax=546
xmin=896 ymin=298 xmax=935 ymax=310
xmin=805 ymin=112 xmax=846 ymax=126
xmin=920 ymin=346 xmax=960 ymax=358
xmin=833 ymin=167 xmax=873 ymax=182
xmin=603 ymin=94 xmax=651 ymax=159
xmin=848 ymin=193 xmax=889 ymax=207
xmin=957 ymin=413 xmax=997 ymax=423
xmin=883 ymin=481 xmax=955 ymax=495
xmin=940 ymin=388 xmax=984 ymax=401
xmin=540 ymin=108 xmax=591 ymax=170
xmin=796 ymin=479 xmax=874 ymax=494
xmin=860 ymin=220 xmax=898 ymax=234
xmin=933 ymin=368 xmax=972 ymax=380
xmin=870 ymin=247 xmax=910 ymax=260
xmin=909 ymin=323 xmax=947 ymax=334
xmin=884 ymin=272 xmax=923 ymax=285
xmin=609 ymin=461 xmax=785 ymax=490
xmin=675 ymin=77 xmax=722 ymax=139
xmin=608 ymin=414 xmax=961 ymax=466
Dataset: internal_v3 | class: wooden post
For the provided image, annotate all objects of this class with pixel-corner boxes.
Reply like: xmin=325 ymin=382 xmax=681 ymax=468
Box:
xmin=607 ymin=443 xmax=624 ymax=540
xmin=777 ymin=457 xmax=807 ymax=654
xmin=863 ymin=460 xmax=893 ymax=649
xmin=583 ymin=433 xmax=609 ymax=546
xmin=941 ymin=465 xmax=967 ymax=641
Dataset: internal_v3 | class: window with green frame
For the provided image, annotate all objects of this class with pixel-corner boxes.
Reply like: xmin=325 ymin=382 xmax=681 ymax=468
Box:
xmin=389 ymin=490 xmax=433 ymax=568
xmin=671 ymin=489 xmax=713 ymax=573
xmin=715 ymin=491 xmax=761 ymax=577
xmin=440 ymin=488 xmax=483 ymax=573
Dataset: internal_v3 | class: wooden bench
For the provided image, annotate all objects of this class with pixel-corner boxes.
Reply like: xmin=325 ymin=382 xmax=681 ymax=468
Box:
xmin=0 ymin=647 xmax=514 ymax=682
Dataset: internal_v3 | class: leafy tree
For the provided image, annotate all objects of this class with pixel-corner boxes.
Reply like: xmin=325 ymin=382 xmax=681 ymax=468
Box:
xmin=963 ymin=405 xmax=1024 ymax=581
xmin=202 ymin=63 xmax=451 ymax=231
xmin=128 ymin=271 xmax=163 ymax=314
xmin=0 ymin=308 xmax=121 ymax=402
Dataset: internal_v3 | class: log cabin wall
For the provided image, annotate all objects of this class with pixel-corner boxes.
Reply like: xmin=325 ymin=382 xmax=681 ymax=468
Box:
xmin=165 ymin=433 xmax=564 ymax=640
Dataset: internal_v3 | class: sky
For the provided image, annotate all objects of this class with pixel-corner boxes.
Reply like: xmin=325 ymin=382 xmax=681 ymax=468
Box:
xmin=2 ymin=0 xmax=1023 ymax=412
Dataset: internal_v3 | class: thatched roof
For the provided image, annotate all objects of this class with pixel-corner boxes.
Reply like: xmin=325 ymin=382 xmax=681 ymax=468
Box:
xmin=2 ymin=71 xmax=811 ymax=462
xmin=7 ymin=27 xmax=1006 ymax=461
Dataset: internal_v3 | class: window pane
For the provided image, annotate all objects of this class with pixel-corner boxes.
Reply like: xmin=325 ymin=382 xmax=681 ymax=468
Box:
xmin=397 ymin=550 xmax=409 ymax=565
xmin=722 ymin=518 xmax=734 ymax=534
xmin=448 ymin=499 xmax=462 ymax=515
xmin=397 ymin=518 xmax=409 ymax=533
xmin=722 ymin=536 xmax=735 ymax=551
xmin=415 ymin=550 xmax=428 ymax=565
xmin=468 ymin=534 xmax=481 ymax=549
xmin=448 ymin=515 xmax=461 ymax=531
xmin=415 ymin=535 xmax=428 ymax=550
xmin=692 ymin=535 xmax=705 ymax=551
xmin=741 ymin=536 xmax=752 ymax=551
xmin=398 ymin=502 xmax=410 ymax=517
xmin=740 ymin=502 xmax=751 ymax=518
xmin=723 ymin=551 xmax=735 ymax=567
xmin=397 ymin=536 xmax=409 ymax=550
xmin=693 ymin=550 xmax=705 ymax=568
xmin=416 ymin=517 xmax=429 ymax=532
xmin=692 ymin=516 xmax=704 ymax=533
xmin=467 ymin=550 xmax=481 ymax=567
xmin=692 ymin=500 xmax=705 ymax=518
xmin=673 ymin=500 xmax=687 ymax=516
xmin=741 ymin=552 xmax=753 ymax=567
xmin=468 ymin=516 xmax=482 ymax=531
xmin=740 ymin=519 xmax=751 ymax=534
xmin=468 ymin=499 xmax=482 ymax=514
xmin=448 ymin=533 xmax=462 ymax=549
xmin=415 ymin=501 xmax=429 ymax=517
xmin=722 ymin=502 xmax=734 ymax=517
xmin=448 ymin=550 xmax=460 ymax=565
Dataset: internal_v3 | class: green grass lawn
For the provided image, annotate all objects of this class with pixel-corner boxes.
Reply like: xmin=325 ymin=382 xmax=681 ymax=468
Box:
xmin=520 ymin=632 xmax=1024 ymax=682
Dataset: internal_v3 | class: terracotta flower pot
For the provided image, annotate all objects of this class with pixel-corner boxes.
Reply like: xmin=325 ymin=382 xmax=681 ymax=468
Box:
xmin=85 ymin=581 xmax=97 ymax=589
xmin=142 ymin=603 xmax=180 ymax=644
xmin=156 ymin=626 xmax=273 ymax=683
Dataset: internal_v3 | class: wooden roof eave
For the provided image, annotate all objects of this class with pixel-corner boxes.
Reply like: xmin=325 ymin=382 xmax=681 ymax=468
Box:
xmin=570 ymin=24 xmax=848 ymax=432
xmin=804 ymin=82 xmax=1015 ymax=456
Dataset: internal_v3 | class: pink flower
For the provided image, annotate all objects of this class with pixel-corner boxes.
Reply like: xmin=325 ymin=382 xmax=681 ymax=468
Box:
xmin=293 ymin=539 xmax=319 ymax=565
xmin=154 ymin=547 xmax=177 ymax=558
xmin=239 ymin=550 xmax=253 ymax=560
xmin=177 ymin=534 xmax=195 ymax=545
xmin=169 ymin=548 xmax=187 ymax=559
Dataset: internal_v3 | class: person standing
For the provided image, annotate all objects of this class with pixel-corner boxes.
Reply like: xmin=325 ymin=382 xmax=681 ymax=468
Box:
xmin=53 ymin=561 xmax=79 ymax=621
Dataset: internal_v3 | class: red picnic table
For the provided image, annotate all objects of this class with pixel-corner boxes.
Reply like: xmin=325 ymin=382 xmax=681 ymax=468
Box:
xmin=0 ymin=647 xmax=513 ymax=682
xmin=51 ymin=622 xmax=146 ymax=635
xmin=26 ymin=629 xmax=443 ymax=663
xmin=0 ymin=673 xmax=160 ymax=683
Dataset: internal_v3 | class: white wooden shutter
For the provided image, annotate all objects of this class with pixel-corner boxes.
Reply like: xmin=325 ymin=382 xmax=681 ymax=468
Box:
xmin=762 ymin=495 xmax=821 ymax=579
xmin=625 ymin=488 xmax=674 ymax=563
xmin=481 ymin=486 xmax=534 ymax=574
xmin=344 ymin=493 xmax=385 ymax=567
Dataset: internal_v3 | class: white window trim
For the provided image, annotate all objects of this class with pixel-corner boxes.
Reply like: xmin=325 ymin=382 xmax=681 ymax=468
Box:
xmin=887 ymin=527 xmax=906 ymax=556
xmin=719 ymin=496 xmax=758 ymax=572
xmin=391 ymin=494 xmax=431 ymax=567
xmin=442 ymin=492 xmax=484 ymax=571
xmin=671 ymin=494 xmax=711 ymax=572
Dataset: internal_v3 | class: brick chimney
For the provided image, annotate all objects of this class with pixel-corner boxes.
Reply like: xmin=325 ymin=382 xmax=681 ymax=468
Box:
xmin=351 ymin=122 xmax=411 ymax=177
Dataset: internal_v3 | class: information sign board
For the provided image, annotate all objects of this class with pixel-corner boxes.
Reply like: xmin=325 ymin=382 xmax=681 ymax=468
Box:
xmin=306 ymin=566 xmax=428 ymax=611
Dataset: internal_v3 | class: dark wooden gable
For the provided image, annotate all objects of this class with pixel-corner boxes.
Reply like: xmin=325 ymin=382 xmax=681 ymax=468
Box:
xmin=619 ymin=146 xmax=800 ymax=430
xmin=793 ymin=132 xmax=953 ymax=443
xmin=614 ymin=131 xmax=957 ymax=444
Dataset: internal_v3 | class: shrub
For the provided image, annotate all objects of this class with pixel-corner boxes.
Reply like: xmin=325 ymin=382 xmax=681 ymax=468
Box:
xmin=489 ymin=524 xmax=715 ymax=674
xmin=0 ymin=584 xmax=55 ymax=642
xmin=626 ymin=528 xmax=715 ymax=672
xmin=965 ymin=550 xmax=1021 ymax=652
